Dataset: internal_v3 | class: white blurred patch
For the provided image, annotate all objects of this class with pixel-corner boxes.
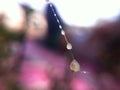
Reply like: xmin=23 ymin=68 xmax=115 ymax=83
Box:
xmin=51 ymin=0 xmax=120 ymax=26
xmin=0 ymin=0 xmax=25 ymax=31
xmin=0 ymin=0 xmax=120 ymax=27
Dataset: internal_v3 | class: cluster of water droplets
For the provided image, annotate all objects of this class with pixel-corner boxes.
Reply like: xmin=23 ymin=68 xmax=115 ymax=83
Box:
xmin=47 ymin=0 xmax=89 ymax=74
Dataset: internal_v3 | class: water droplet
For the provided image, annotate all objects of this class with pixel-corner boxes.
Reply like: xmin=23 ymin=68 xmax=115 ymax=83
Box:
xmin=50 ymin=4 xmax=52 ymax=7
xmin=70 ymin=59 xmax=80 ymax=72
xmin=54 ymin=14 xmax=56 ymax=16
xmin=66 ymin=43 xmax=72 ymax=50
xmin=81 ymin=71 xmax=88 ymax=74
xmin=61 ymin=30 xmax=65 ymax=35
xmin=57 ymin=19 xmax=60 ymax=23
xmin=59 ymin=25 xmax=62 ymax=29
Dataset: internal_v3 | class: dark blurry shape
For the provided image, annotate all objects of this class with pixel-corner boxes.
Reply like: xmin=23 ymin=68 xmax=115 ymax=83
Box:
xmin=89 ymin=19 xmax=120 ymax=73
xmin=44 ymin=3 xmax=66 ymax=50
xmin=21 ymin=4 xmax=33 ymax=15
xmin=20 ymin=3 xmax=34 ymax=22
xmin=0 ymin=25 xmax=24 ymax=60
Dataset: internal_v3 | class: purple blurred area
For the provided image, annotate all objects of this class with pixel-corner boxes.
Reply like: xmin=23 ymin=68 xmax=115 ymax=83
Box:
xmin=0 ymin=2 xmax=120 ymax=90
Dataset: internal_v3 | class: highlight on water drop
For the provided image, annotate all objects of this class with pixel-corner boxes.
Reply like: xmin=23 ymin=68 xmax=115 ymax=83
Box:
xmin=70 ymin=59 xmax=80 ymax=72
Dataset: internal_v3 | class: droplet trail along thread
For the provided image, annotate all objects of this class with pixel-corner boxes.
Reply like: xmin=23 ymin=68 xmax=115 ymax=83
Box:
xmin=47 ymin=2 xmax=80 ymax=72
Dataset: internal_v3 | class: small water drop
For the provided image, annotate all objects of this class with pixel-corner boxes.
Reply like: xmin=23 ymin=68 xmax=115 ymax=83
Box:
xmin=61 ymin=30 xmax=65 ymax=35
xmin=59 ymin=25 xmax=62 ymax=29
xmin=57 ymin=19 xmax=60 ymax=23
xmin=66 ymin=43 xmax=72 ymax=50
xmin=70 ymin=59 xmax=80 ymax=72
xmin=81 ymin=71 xmax=88 ymax=74
xmin=50 ymin=4 xmax=52 ymax=7
xmin=54 ymin=14 xmax=56 ymax=16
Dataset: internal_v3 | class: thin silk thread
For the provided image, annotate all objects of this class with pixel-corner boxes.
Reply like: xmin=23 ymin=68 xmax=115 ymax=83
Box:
xmin=46 ymin=0 xmax=80 ymax=72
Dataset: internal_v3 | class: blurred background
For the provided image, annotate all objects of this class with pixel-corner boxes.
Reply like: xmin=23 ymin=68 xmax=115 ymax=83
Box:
xmin=0 ymin=0 xmax=120 ymax=90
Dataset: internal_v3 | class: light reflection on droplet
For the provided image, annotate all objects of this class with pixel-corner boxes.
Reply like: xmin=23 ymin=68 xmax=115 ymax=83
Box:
xmin=70 ymin=59 xmax=80 ymax=72
xmin=57 ymin=19 xmax=60 ymax=23
xmin=66 ymin=43 xmax=72 ymax=50
xmin=54 ymin=13 xmax=56 ymax=16
xmin=61 ymin=30 xmax=65 ymax=35
xmin=59 ymin=25 xmax=62 ymax=29
xmin=80 ymin=71 xmax=89 ymax=74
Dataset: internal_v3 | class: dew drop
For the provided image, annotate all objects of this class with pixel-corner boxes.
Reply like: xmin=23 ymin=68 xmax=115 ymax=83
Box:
xmin=54 ymin=14 xmax=56 ymax=16
xmin=50 ymin=4 xmax=52 ymax=7
xmin=57 ymin=19 xmax=60 ymax=23
xmin=61 ymin=30 xmax=65 ymax=35
xmin=70 ymin=59 xmax=80 ymax=72
xmin=59 ymin=25 xmax=62 ymax=29
xmin=66 ymin=43 xmax=72 ymax=50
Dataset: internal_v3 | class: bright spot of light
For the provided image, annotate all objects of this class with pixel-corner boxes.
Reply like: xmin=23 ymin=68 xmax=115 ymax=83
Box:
xmin=0 ymin=0 xmax=25 ymax=31
xmin=0 ymin=0 xmax=120 ymax=27
xmin=51 ymin=0 xmax=120 ymax=26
